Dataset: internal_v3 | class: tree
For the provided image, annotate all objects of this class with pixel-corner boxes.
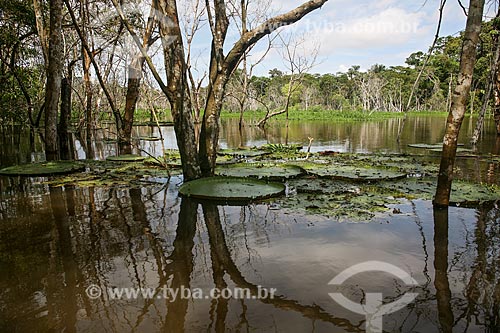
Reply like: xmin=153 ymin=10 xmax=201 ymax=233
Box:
xmin=434 ymin=0 xmax=485 ymax=207
xmin=115 ymin=0 xmax=329 ymax=180
xmin=257 ymin=33 xmax=318 ymax=127
xmin=197 ymin=0 xmax=328 ymax=177
xmin=44 ymin=0 xmax=64 ymax=160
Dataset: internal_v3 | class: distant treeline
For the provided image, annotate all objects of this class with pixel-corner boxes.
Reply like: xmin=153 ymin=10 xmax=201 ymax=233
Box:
xmin=224 ymin=20 xmax=498 ymax=115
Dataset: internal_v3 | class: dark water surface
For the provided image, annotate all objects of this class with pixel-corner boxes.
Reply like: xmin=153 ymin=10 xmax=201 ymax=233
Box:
xmin=1 ymin=116 xmax=499 ymax=332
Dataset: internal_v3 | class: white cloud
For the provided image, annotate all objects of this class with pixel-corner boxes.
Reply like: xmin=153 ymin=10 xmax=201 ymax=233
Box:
xmin=313 ymin=7 xmax=428 ymax=52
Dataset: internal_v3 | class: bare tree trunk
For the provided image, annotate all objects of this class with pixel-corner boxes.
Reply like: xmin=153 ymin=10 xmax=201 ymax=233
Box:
xmin=158 ymin=0 xmax=202 ymax=180
xmin=44 ymin=0 xmax=64 ymax=161
xmin=198 ymin=0 xmax=328 ymax=177
xmin=119 ymin=0 xmax=157 ymax=154
xmin=495 ymin=54 xmax=500 ymax=135
xmin=59 ymin=64 xmax=74 ymax=161
xmin=434 ymin=0 xmax=485 ymax=207
xmin=64 ymin=0 xmax=121 ymax=138
xmin=83 ymin=50 xmax=93 ymax=158
xmin=33 ymin=0 xmax=49 ymax=65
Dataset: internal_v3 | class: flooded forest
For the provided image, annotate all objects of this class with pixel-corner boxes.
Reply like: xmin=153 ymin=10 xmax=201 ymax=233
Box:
xmin=1 ymin=0 xmax=500 ymax=332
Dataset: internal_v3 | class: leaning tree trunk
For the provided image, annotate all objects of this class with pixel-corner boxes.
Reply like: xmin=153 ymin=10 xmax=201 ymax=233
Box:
xmin=434 ymin=0 xmax=485 ymax=207
xmin=44 ymin=0 xmax=64 ymax=161
xmin=198 ymin=0 xmax=329 ymax=177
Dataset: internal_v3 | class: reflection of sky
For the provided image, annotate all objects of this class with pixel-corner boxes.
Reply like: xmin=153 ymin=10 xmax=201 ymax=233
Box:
xmin=76 ymin=116 xmax=499 ymax=160
xmin=1 ymin=144 xmax=498 ymax=332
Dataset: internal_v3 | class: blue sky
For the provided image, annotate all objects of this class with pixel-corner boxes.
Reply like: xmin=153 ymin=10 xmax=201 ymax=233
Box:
xmin=168 ymin=0 xmax=493 ymax=79
xmin=246 ymin=0 xmax=477 ymax=75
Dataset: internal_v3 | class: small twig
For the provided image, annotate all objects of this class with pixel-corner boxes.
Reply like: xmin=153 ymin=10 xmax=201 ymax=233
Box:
xmin=305 ymin=137 xmax=314 ymax=160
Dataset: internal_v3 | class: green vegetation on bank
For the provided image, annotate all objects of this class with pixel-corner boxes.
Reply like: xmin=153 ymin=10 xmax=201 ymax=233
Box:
xmin=220 ymin=108 xmax=449 ymax=122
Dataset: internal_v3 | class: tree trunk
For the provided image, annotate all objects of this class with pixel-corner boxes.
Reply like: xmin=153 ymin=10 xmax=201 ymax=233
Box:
xmin=198 ymin=0 xmax=328 ymax=177
xmin=199 ymin=75 xmax=228 ymax=176
xmin=119 ymin=3 xmax=156 ymax=154
xmin=59 ymin=75 xmax=72 ymax=160
xmin=44 ymin=0 xmax=64 ymax=161
xmin=119 ymin=66 xmax=141 ymax=155
xmin=495 ymin=59 xmax=500 ymax=135
xmin=83 ymin=50 xmax=93 ymax=158
xmin=158 ymin=0 xmax=201 ymax=180
xmin=434 ymin=0 xmax=484 ymax=207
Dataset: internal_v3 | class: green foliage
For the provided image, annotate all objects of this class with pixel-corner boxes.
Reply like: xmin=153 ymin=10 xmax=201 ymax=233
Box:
xmin=224 ymin=21 xmax=497 ymax=121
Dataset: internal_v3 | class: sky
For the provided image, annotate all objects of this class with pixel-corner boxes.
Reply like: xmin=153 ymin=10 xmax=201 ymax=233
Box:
xmin=149 ymin=0 xmax=496 ymax=79
xmin=244 ymin=0 xmax=477 ymax=75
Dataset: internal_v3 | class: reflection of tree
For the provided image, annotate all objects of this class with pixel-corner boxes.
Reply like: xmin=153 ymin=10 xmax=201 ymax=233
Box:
xmin=163 ymin=198 xmax=198 ymax=332
xmin=5 ymin=180 xmax=500 ymax=331
xmin=201 ymin=203 xmax=362 ymax=332
xmin=433 ymin=204 xmax=500 ymax=331
xmin=462 ymin=205 xmax=500 ymax=330
xmin=433 ymin=207 xmax=454 ymax=333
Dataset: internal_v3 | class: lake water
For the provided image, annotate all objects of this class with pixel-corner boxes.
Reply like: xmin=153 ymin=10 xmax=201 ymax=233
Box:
xmin=0 ymin=116 xmax=499 ymax=332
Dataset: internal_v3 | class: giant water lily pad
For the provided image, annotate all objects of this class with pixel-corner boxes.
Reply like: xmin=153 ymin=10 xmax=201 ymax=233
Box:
xmin=292 ymin=162 xmax=406 ymax=181
xmin=179 ymin=176 xmax=285 ymax=201
xmin=216 ymin=163 xmax=304 ymax=180
xmin=106 ymin=154 xmax=146 ymax=162
xmin=0 ymin=161 xmax=85 ymax=177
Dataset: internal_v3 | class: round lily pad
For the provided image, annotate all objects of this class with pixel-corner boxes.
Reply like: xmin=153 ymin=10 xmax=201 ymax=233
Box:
xmin=106 ymin=154 xmax=146 ymax=162
xmin=179 ymin=176 xmax=285 ymax=201
xmin=296 ymin=163 xmax=407 ymax=181
xmin=216 ymin=163 xmax=304 ymax=180
xmin=0 ymin=161 xmax=85 ymax=177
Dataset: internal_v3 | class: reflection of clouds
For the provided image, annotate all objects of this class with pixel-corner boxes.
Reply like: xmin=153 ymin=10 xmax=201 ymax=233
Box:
xmin=2 ymin=164 xmax=500 ymax=331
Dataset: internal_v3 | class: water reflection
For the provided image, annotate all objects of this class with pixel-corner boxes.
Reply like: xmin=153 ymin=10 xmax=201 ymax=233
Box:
xmin=3 ymin=115 xmax=500 ymax=169
xmin=1 ymin=177 xmax=499 ymax=332
xmin=433 ymin=208 xmax=453 ymax=333
xmin=1 ymin=115 xmax=500 ymax=332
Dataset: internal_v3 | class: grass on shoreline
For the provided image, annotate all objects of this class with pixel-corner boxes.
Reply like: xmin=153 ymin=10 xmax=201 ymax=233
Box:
xmin=219 ymin=108 xmax=449 ymax=122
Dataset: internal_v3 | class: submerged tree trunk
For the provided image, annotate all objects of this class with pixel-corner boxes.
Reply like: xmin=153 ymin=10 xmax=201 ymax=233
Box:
xmin=434 ymin=0 xmax=484 ymax=207
xmin=119 ymin=1 xmax=156 ymax=154
xmin=44 ymin=0 xmax=64 ymax=161
xmin=59 ymin=74 xmax=72 ymax=160
xmin=198 ymin=0 xmax=328 ymax=177
xmin=495 ymin=57 xmax=500 ymax=135
xmin=158 ymin=0 xmax=201 ymax=180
